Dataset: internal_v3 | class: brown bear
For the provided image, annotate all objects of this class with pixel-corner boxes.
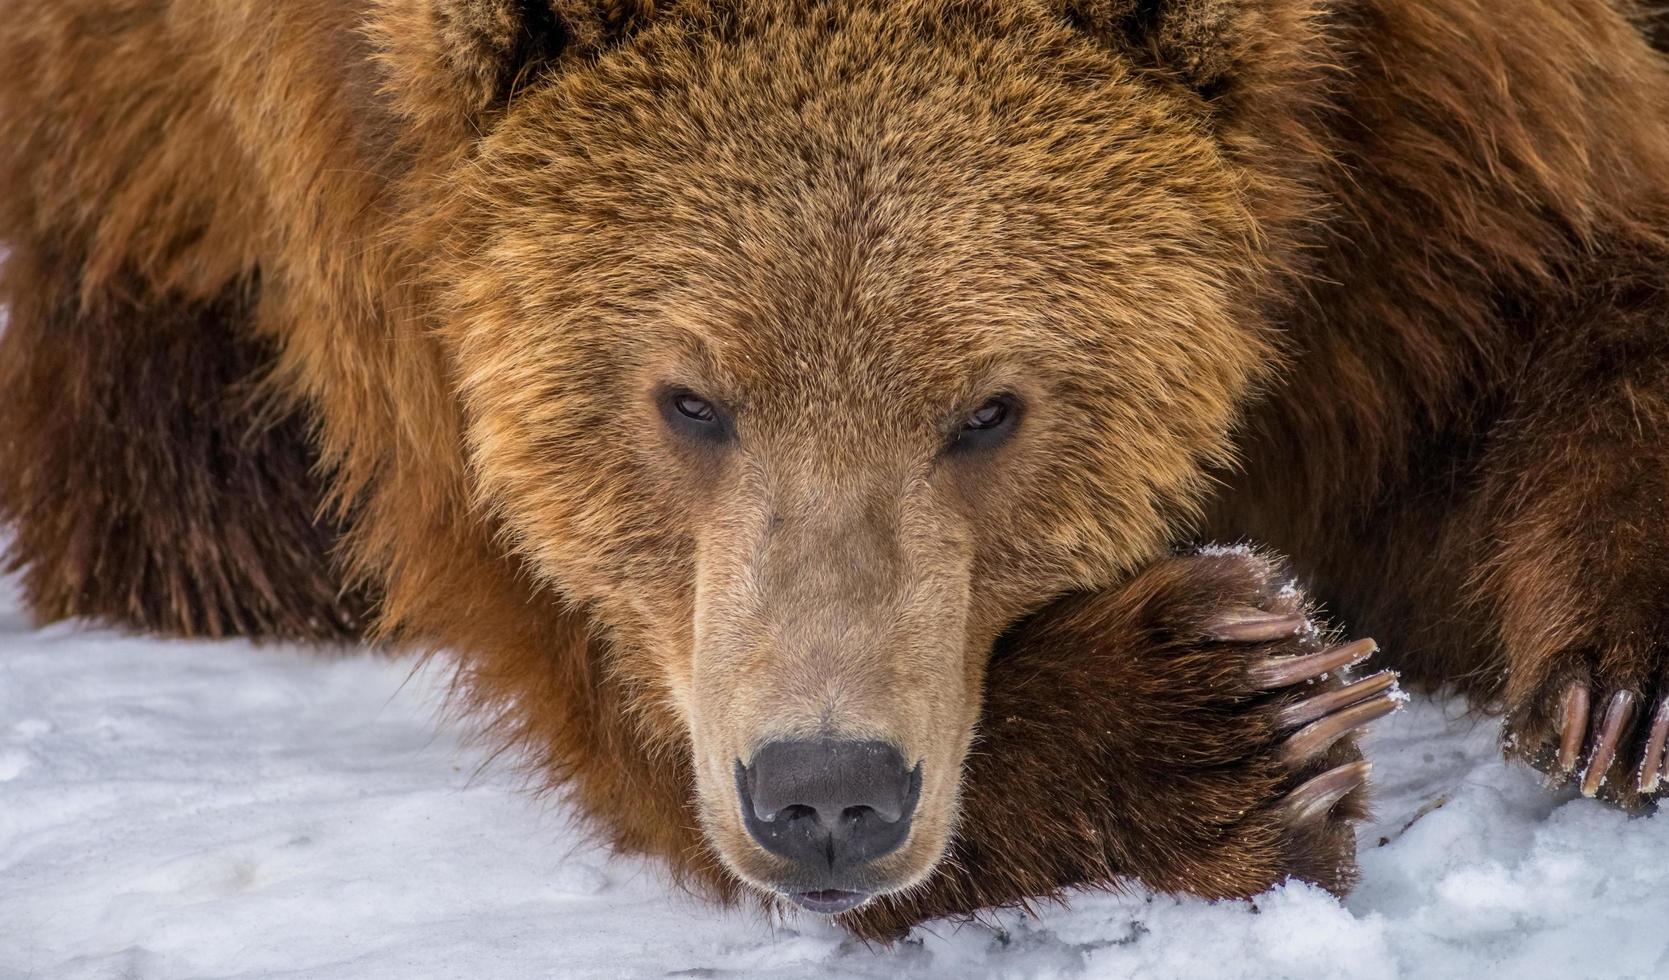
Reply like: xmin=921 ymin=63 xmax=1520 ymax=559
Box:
xmin=1 ymin=0 xmax=1666 ymax=940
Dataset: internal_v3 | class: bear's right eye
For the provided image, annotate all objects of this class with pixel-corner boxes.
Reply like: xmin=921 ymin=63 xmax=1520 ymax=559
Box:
xmin=657 ymin=386 xmax=733 ymax=445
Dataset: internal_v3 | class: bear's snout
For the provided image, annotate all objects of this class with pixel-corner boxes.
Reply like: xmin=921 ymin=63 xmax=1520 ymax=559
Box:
xmin=734 ymin=739 xmax=922 ymax=910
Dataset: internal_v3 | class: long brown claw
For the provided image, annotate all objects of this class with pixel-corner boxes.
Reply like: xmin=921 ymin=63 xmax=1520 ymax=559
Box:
xmin=1248 ymin=638 xmax=1378 ymax=689
xmin=1639 ymin=696 xmax=1669 ymax=794
xmin=1208 ymin=610 xmax=1308 ymax=643
xmin=1556 ymin=682 xmax=1590 ymax=774
xmin=1280 ymin=694 xmax=1400 ymax=764
xmin=1282 ymin=760 xmax=1372 ymax=824
xmin=1277 ymin=671 xmax=1399 ymax=729
xmin=1578 ymin=690 xmax=1637 ymax=797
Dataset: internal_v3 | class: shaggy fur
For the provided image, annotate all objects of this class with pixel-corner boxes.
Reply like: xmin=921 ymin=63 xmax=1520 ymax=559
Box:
xmin=2 ymin=0 xmax=1667 ymax=938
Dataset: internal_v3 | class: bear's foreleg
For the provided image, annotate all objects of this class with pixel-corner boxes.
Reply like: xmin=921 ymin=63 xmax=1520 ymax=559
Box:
xmin=0 ymin=251 xmax=365 ymax=641
xmin=1466 ymin=299 xmax=1669 ymax=804
xmin=844 ymin=549 xmax=1397 ymax=939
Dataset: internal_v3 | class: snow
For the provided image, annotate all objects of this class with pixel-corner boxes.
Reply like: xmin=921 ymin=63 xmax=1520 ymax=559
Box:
xmin=3 ymin=572 xmax=1667 ymax=980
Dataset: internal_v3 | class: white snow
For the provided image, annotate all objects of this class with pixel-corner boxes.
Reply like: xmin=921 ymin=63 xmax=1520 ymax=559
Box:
xmin=3 ymin=572 xmax=1667 ymax=980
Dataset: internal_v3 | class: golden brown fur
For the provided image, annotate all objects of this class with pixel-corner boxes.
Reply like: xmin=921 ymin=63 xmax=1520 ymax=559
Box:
xmin=2 ymin=0 xmax=1667 ymax=938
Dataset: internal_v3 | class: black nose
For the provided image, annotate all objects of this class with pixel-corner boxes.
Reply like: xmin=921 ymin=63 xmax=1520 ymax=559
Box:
xmin=736 ymin=739 xmax=922 ymax=875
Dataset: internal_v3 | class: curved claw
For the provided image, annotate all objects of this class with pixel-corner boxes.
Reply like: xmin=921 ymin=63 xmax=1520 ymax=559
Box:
xmin=1280 ymin=693 xmax=1401 ymax=764
xmin=1579 ymin=690 xmax=1637 ymax=798
xmin=1277 ymin=671 xmax=1399 ymax=729
xmin=1639 ymin=696 xmax=1669 ymax=795
xmin=1208 ymin=610 xmax=1308 ymax=643
xmin=1282 ymin=760 xmax=1372 ymax=824
xmin=1248 ymin=638 xmax=1378 ymax=689
xmin=1556 ymin=681 xmax=1590 ymax=775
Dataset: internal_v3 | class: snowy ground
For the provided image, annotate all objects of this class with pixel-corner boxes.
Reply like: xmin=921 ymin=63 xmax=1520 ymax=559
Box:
xmin=2 ymin=573 xmax=1666 ymax=980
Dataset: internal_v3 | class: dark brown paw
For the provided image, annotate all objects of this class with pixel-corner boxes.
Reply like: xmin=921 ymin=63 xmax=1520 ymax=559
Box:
xmin=1516 ymin=678 xmax=1669 ymax=805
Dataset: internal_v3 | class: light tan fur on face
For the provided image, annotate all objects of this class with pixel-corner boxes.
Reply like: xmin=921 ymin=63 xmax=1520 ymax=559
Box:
xmin=684 ymin=441 xmax=980 ymax=892
xmin=432 ymin=0 xmax=1276 ymax=898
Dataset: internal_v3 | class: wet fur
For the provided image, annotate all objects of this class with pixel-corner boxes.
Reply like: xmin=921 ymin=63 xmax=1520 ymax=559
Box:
xmin=2 ymin=0 xmax=1668 ymax=937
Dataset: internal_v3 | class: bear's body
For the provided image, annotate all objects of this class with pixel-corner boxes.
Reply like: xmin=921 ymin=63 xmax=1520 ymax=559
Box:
xmin=2 ymin=0 xmax=1666 ymax=935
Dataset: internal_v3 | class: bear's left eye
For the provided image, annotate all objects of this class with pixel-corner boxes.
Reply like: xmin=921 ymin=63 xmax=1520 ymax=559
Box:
xmin=657 ymin=386 xmax=733 ymax=445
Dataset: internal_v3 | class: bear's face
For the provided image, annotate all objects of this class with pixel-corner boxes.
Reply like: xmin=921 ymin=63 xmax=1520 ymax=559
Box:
xmin=436 ymin=0 xmax=1274 ymax=910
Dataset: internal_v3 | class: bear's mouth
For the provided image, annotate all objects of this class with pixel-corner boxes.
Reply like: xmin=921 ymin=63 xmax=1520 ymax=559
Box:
xmin=787 ymin=888 xmax=871 ymax=914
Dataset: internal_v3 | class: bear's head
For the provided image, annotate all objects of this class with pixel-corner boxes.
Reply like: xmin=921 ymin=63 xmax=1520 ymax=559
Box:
xmin=397 ymin=0 xmax=1320 ymax=913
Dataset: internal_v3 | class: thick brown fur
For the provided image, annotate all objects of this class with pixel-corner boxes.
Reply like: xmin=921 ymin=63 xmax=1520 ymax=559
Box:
xmin=0 ymin=264 xmax=366 ymax=640
xmin=2 ymin=0 xmax=1667 ymax=939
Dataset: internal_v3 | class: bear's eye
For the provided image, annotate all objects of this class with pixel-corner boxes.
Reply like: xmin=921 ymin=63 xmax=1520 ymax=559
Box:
xmin=674 ymin=393 xmax=716 ymax=423
xmin=657 ymin=386 xmax=733 ymax=445
xmin=966 ymin=400 xmax=1009 ymax=430
xmin=949 ymin=395 xmax=1021 ymax=454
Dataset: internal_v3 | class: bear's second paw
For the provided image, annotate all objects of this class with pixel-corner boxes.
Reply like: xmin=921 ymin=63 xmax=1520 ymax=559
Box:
xmin=1510 ymin=672 xmax=1669 ymax=806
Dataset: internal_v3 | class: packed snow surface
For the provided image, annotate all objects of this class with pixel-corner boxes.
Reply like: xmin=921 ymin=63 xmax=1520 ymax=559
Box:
xmin=3 ymin=573 xmax=1667 ymax=980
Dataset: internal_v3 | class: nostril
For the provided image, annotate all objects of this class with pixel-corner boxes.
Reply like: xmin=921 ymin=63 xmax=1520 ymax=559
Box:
xmin=781 ymin=803 xmax=819 ymax=825
xmin=735 ymin=739 xmax=922 ymax=875
xmin=855 ymin=798 xmax=905 ymax=823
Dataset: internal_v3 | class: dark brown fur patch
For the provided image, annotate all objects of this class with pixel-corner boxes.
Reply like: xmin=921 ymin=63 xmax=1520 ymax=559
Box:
xmin=0 ymin=255 xmax=365 ymax=641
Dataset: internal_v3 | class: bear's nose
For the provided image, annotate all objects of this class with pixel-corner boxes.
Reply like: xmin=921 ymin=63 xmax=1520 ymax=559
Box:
xmin=735 ymin=739 xmax=921 ymax=875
